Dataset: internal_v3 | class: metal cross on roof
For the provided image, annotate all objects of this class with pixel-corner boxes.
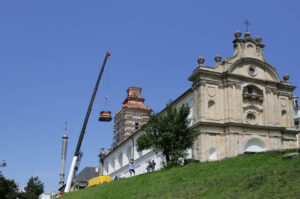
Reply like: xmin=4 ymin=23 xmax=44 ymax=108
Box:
xmin=244 ymin=19 xmax=250 ymax=32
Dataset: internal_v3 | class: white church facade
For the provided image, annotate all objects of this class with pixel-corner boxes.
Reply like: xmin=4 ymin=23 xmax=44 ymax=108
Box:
xmin=99 ymin=31 xmax=300 ymax=179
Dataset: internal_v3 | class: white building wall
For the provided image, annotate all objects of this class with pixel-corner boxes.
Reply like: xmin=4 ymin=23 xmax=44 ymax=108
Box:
xmin=103 ymin=92 xmax=194 ymax=179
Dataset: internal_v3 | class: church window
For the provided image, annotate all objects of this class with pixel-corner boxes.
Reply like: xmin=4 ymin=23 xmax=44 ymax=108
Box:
xmin=118 ymin=153 xmax=123 ymax=168
xmin=135 ymin=122 xmax=139 ymax=129
xmin=281 ymin=110 xmax=288 ymax=126
xmin=246 ymin=112 xmax=257 ymax=125
xmin=111 ymin=156 xmax=115 ymax=169
xmin=126 ymin=147 xmax=132 ymax=163
xmin=247 ymin=113 xmax=256 ymax=121
xmin=248 ymin=87 xmax=253 ymax=94
xmin=208 ymin=100 xmax=216 ymax=119
xmin=105 ymin=163 xmax=109 ymax=173
xmin=134 ymin=92 xmax=138 ymax=98
xmin=248 ymin=65 xmax=257 ymax=76
xmin=248 ymin=67 xmax=255 ymax=75
xmin=243 ymin=85 xmax=263 ymax=102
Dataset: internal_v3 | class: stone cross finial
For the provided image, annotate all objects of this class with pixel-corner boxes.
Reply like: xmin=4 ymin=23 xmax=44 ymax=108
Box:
xmin=244 ymin=19 xmax=250 ymax=32
xmin=197 ymin=56 xmax=205 ymax=65
xmin=215 ymin=55 xmax=222 ymax=63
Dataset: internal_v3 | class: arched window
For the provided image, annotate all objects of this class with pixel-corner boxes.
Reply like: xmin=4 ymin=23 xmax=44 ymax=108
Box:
xmin=118 ymin=153 xmax=123 ymax=168
xmin=281 ymin=110 xmax=288 ymax=126
xmin=245 ymin=138 xmax=266 ymax=152
xmin=111 ymin=156 xmax=115 ymax=170
xmin=105 ymin=163 xmax=109 ymax=174
xmin=243 ymin=85 xmax=263 ymax=96
xmin=208 ymin=100 xmax=216 ymax=119
xmin=209 ymin=148 xmax=217 ymax=161
xmin=126 ymin=147 xmax=132 ymax=163
xmin=243 ymin=85 xmax=263 ymax=103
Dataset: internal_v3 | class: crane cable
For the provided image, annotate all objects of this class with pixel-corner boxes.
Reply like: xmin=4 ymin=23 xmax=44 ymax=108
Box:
xmin=103 ymin=52 xmax=111 ymax=111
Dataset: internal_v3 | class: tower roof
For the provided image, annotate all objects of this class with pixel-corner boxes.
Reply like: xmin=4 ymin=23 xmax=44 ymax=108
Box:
xmin=121 ymin=87 xmax=151 ymax=111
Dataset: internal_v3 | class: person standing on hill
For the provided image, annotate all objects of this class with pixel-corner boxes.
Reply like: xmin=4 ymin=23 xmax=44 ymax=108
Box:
xmin=129 ymin=159 xmax=135 ymax=177
xmin=151 ymin=160 xmax=156 ymax=172
xmin=146 ymin=161 xmax=151 ymax=173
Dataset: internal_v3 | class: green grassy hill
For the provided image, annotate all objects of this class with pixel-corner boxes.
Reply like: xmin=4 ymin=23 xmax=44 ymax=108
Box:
xmin=61 ymin=150 xmax=300 ymax=199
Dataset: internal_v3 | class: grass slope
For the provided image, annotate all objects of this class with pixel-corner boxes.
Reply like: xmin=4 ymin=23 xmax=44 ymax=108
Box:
xmin=61 ymin=150 xmax=300 ymax=199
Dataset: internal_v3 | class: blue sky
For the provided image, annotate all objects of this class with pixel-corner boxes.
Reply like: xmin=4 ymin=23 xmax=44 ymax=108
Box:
xmin=1 ymin=0 xmax=300 ymax=193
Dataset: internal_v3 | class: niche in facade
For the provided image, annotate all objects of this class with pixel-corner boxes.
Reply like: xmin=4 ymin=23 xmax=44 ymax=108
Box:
xmin=209 ymin=148 xmax=218 ymax=161
xmin=245 ymin=138 xmax=266 ymax=152
xmin=208 ymin=100 xmax=216 ymax=119
xmin=281 ymin=110 xmax=288 ymax=126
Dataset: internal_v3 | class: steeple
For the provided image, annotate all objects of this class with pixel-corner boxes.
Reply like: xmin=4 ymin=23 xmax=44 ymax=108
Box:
xmin=113 ymin=87 xmax=151 ymax=147
xmin=59 ymin=121 xmax=68 ymax=189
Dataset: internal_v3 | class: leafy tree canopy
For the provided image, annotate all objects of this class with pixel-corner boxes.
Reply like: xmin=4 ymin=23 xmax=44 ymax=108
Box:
xmin=24 ymin=176 xmax=44 ymax=198
xmin=0 ymin=174 xmax=19 ymax=199
xmin=137 ymin=103 xmax=196 ymax=167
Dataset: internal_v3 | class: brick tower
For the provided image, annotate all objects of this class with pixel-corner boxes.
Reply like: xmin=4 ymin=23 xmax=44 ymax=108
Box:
xmin=113 ymin=87 xmax=151 ymax=148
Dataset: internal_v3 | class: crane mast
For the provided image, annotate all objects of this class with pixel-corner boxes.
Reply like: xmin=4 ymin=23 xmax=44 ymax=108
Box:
xmin=64 ymin=52 xmax=111 ymax=192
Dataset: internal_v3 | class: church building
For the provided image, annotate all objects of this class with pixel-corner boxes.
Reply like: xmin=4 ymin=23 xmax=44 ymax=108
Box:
xmin=99 ymin=31 xmax=300 ymax=179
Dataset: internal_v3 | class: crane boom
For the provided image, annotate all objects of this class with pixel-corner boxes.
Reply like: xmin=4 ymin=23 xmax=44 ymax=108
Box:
xmin=64 ymin=52 xmax=111 ymax=193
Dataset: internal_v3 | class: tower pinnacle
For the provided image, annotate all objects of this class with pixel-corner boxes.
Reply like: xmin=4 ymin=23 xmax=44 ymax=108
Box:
xmin=59 ymin=121 xmax=68 ymax=189
xmin=64 ymin=121 xmax=68 ymax=137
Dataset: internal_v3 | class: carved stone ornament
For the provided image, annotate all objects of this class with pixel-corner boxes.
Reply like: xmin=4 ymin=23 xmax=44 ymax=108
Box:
xmin=280 ymin=98 xmax=287 ymax=107
xmin=199 ymin=80 xmax=206 ymax=87
xmin=197 ymin=56 xmax=205 ymax=65
xmin=215 ymin=55 xmax=222 ymax=63
xmin=266 ymin=87 xmax=273 ymax=94
xmin=283 ymin=74 xmax=290 ymax=82
xmin=234 ymin=30 xmax=242 ymax=39
xmin=218 ymin=83 xmax=224 ymax=89
xmin=244 ymin=32 xmax=251 ymax=39
xmin=256 ymin=36 xmax=262 ymax=43
xmin=235 ymin=82 xmax=241 ymax=89
xmin=192 ymin=81 xmax=200 ymax=90
xmin=224 ymin=82 xmax=234 ymax=88
xmin=208 ymin=87 xmax=216 ymax=97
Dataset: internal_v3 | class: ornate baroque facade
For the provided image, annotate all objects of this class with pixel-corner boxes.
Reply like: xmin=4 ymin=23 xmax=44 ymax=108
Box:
xmin=99 ymin=31 xmax=299 ymax=179
xmin=189 ymin=31 xmax=298 ymax=161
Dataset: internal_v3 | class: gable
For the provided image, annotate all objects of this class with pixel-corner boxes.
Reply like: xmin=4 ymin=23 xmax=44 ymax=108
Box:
xmin=228 ymin=58 xmax=281 ymax=82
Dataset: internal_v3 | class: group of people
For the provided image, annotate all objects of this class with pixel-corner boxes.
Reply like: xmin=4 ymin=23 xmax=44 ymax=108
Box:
xmin=146 ymin=160 xmax=156 ymax=173
xmin=128 ymin=159 xmax=156 ymax=177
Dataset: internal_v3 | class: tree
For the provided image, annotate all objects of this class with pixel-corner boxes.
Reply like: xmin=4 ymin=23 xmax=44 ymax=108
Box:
xmin=0 ymin=174 xmax=19 ymax=199
xmin=137 ymin=103 xmax=196 ymax=167
xmin=20 ymin=192 xmax=37 ymax=199
xmin=24 ymin=176 xmax=44 ymax=198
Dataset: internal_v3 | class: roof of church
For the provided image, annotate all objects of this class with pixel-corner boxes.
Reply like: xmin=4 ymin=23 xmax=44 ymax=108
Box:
xmin=73 ymin=167 xmax=99 ymax=182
